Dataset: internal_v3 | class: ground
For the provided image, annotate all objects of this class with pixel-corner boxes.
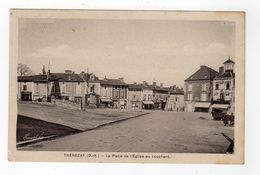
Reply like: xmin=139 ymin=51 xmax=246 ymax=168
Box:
xmin=18 ymin=103 xmax=234 ymax=153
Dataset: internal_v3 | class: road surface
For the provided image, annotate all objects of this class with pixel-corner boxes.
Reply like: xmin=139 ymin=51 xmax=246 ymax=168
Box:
xmin=20 ymin=111 xmax=234 ymax=153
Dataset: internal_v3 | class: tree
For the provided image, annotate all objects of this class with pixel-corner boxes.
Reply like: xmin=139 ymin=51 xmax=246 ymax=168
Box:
xmin=17 ymin=63 xmax=33 ymax=76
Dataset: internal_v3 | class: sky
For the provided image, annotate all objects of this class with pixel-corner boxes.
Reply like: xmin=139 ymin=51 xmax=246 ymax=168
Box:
xmin=18 ymin=18 xmax=235 ymax=87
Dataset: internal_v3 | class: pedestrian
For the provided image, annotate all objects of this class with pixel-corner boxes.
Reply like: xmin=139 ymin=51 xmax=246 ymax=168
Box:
xmin=224 ymin=105 xmax=232 ymax=126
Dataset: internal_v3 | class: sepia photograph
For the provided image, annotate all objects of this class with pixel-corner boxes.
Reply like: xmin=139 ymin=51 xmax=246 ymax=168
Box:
xmin=9 ymin=10 xmax=245 ymax=163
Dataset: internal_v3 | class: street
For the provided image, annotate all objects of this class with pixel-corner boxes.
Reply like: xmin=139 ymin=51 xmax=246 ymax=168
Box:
xmin=20 ymin=110 xmax=234 ymax=153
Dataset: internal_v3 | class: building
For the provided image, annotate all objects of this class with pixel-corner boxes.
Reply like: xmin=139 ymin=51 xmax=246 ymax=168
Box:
xmin=184 ymin=65 xmax=218 ymax=112
xmin=140 ymin=82 xmax=154 ymax=110
xmin=99 ymin=78 xmax=128 ymax=108
xmin=18 ymin=69 xmax=86 ymax=103
xmin=79 ymin=72 xmax=101 ymax=107
xmin=212 ymin=58 xmax=235 ymax=112
xmin=127 ymin=83 xmax=143 ymax=110
xmin=49 ymin=70 xmax=86 ymax=103
xmin=165 ymin=86 xmax=184 ymax=111
xmin=152 ymin=82 xmax=169 ymax=110
xmin=17 ymin=74 xmax=48 ymax=101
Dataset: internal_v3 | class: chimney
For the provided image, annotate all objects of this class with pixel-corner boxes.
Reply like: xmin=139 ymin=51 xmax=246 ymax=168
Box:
xmin=219 ymin=66 xmax=224 ymax=75
xmin=153 ymin=82 xmax=156 ymax=87
xmin=65 ymin=70 xmax=72 ymax=74
xmin=200 ymin=65 xmax=206 ymax=69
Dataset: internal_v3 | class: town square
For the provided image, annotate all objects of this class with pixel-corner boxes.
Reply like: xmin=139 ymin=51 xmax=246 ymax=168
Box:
xmin=15 ymin=16 xmax=236 ymax=154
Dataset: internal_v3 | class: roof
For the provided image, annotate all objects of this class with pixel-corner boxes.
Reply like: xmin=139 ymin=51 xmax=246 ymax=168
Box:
xmin=153 ymin=85 xmax=170 ymax=92
xmin=100 ymin=78 xmax=128 ymax=86
xmin=48 ymin=73 xmax=84 ymax=82
xmin=128 ymin=84 xmax=143 ymax=90
xmin=185 ymin=65 xmax=218 ymax=81
xmin=169 ymin=87 xmax=184 ymax=95
xmin=214 ymin=71 xmax=235 ymax=80
xmin=18 ymin=74 xmax=47 ymax=82
xmin=223 ymin=58 xmax=235 ymax=64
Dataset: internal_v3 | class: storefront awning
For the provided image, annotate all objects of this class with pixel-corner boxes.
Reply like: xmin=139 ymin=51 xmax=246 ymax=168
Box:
xmin=143 ymin=101 xmax=154 ymax=105
xmin=100 ymin=97 xmax=112 ymax=102
xmin=212 ymin=104 xmax=229 ymax=109
xmin=194 ymin=102 xmax=211 ymax=108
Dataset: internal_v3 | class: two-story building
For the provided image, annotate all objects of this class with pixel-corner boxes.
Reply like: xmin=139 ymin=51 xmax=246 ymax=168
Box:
xmin=184 ymin=65 xmax=218 ymax=112
xmin=49 ymin=70 xmax=86 ymax=103
xmin=18 ymin=69 xmax=86 ymax=103
xmin=99 ymin=78 xmax=128 ymax=109
xmin=141 ymin=82 xmax=154 ymax=110
xmin=152 ymin=82 xmax=170 ymax=110
xmin=17 ymin=74 xmax=48 ymax=101
xmin=127 ymin=83 xmax=143 ymax=110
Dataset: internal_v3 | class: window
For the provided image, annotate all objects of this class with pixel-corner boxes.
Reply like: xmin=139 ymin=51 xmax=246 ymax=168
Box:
xmin=23 ymin=84 xmax=27 ymax=91
xmin=187 ymin=93 xmax=193 ymax=101
xmin=66 ymin=83 xmax=73 ymax=93
xmin=90 ymin=85 xmax=95 ymax=93
xmin=201 ymin=84 xmax=207 ymax=91
xmin=188 ymin=84 xmax=192 ymax=91
xmin=148 ymin=94 xmax=151 ymax=100
xmin=215 ymin=83 xmax=219 ymax=90
xmin=61 ymin=85 xmax=66 ymax=94
xmin=35 ymin=84 xmax=39 ymax=94
xmin=201 ymin=93 xmax=207 ymax=101
xmin=143 ymin=94 xmax=147 ymax=100
xmin=226 ymin=82 xmax=230 ymax=90
xmin=120 ymin=89 xmax=125 ymax=99
xmin=132 ymin=94 xmax=136 ymax=100
xmin=76 ymin=84 xmax=81 ymax=94
xmin=113 ymin=89 xmax=119 ymax=99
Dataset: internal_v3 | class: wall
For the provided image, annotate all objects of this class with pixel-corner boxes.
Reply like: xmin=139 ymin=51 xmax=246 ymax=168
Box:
xmin=100 ymin=85 xmax=113 ymax=98
xmin=166 ymin=94 xmax=184 ymax=111
xmin=184 ymin=80 xmax=212 ymax=102
xmin=141 ymin=89 xmax=153 ymax=101
xmin=17 ymin=82 xmax=34 ymax=99
xmin=127 ymin=89 xmax=142 ymax=109
xmin=213 ymin=78 xmax=235 ymax=102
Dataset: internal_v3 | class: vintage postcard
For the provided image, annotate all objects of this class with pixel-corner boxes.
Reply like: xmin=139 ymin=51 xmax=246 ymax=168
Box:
xmin=9 ymin=9 xmax=245 ymax=163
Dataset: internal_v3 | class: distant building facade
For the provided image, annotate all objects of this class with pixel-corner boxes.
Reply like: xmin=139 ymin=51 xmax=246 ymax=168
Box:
xmin=99 ymin=78 xmax=128 ymax=109
xmin=127 ymin=83 xmax=143 ymax=110
xmin=17 ymin=74 xmax=49 ymax=101
xmin=165 ymin=86 xmax=184 ymax=111
xmin=18 ymin=69 xmax=86 ymax=103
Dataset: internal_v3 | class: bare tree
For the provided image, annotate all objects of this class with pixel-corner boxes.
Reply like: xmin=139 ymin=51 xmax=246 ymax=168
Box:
xmin=17 ymin=63 xmax=33 ymax=76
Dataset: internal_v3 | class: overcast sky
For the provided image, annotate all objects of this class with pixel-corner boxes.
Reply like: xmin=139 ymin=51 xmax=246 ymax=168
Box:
xmin=18 ymin=19 xmax=235 ymax=87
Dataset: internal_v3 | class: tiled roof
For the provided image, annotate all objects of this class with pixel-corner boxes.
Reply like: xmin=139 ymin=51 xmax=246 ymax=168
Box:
xmin=185 ymin=65 xmax=218 ymax=81
xmin=18 ymin=74 xmax=47 ymax=82
xmin=128 ymin=84 xmax=143 ymax=90
xmin=153 ymin=85 xmax=170 ymax=92
xmin=214 ymin=71 xmax=235 ymax=80
xmin=100 ymin=78 xmax=128 ymax=86
xmin=49 ymin=73 xmax=84 ymax=82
